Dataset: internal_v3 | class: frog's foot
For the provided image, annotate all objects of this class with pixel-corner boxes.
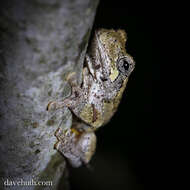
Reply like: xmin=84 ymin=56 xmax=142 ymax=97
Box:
xmin=54 ymin=127 xmax=82 ymax=167
xmin=54 ymin=127 xmax=97 ymax=167
xmin=54 ymin=127 xmax=79 ymax=142
xmin=46 ymin=98 xmax=72 ymax=111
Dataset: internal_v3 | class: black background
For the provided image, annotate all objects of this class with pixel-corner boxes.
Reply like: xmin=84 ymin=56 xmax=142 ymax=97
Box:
xmin=69 ymin=0 xmax=160 ymax=190
xmin=0 ymin=0 xmax=161 ymax=189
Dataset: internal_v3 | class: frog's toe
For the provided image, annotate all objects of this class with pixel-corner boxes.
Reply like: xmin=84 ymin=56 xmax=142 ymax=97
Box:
xmin=54 ymin=127 xmax=65 ymax=141
xmin=46 ymin=101 xmax=57 ymax=111
xmin=54 ymin=141 xmax=61 ymax=150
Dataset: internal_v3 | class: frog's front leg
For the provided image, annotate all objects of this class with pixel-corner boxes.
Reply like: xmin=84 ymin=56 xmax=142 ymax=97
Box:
xmin=47 ymin=69 xmax=92 ymax=112
xmin=47 ymin=72 xmax=80 ymax=111
xmin=54 ymin=125 xmax=96 ymax=167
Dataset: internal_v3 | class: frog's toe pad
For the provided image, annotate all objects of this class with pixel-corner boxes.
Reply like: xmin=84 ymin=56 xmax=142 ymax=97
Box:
xmin=47 ymin=101 xmax=57 ymax=111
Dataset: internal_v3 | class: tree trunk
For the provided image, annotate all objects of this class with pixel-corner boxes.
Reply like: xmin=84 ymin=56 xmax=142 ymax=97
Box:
xmin=0 ymin=0 xmax=99 ymax=189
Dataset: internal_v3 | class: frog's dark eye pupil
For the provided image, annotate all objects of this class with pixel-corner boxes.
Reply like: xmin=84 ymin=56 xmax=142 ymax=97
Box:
xmin=123 ymin=60 xmax=129 ymax=71
xmin=117 ymin=57 xmax=134 ymax=77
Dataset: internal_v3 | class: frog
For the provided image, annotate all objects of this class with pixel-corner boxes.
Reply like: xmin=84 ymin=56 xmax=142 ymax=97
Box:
xmin=47 ymin=29 xmax=135 ymax=167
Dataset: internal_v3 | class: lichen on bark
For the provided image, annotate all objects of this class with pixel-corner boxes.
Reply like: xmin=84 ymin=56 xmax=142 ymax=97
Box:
xmin=0 ymin=0 xmax=99 ymax=189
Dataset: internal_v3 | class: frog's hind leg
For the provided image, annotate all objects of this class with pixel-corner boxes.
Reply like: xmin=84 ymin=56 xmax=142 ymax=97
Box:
xmin=77 ymin=129 xmax=97 ymax=165
xmin=54 ymin=124 xmax=97 ymax=167
xmin=54 ymin=127 xmax=82 ymax=167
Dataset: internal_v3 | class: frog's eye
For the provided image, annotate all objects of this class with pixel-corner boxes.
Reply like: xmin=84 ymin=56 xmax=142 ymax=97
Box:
xmin=117 ymin=56 xmax=135 ymax=77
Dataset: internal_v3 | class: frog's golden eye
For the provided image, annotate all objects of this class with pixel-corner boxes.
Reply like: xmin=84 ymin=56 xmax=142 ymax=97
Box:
xmin=117 ymin=56 xmax=135 ymax=77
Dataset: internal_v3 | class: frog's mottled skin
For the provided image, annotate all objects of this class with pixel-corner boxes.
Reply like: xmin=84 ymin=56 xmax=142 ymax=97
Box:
xmin=47 ymin=29 xmax=135 ymax=167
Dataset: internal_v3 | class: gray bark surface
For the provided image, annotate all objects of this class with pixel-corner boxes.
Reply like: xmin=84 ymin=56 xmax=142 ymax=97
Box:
xmin=0 ymin=0 xmax=99 ymax=189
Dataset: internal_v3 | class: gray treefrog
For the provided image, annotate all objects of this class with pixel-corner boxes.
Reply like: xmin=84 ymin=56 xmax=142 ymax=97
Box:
xmin=47 ymin=29 xmax=135 ymax=167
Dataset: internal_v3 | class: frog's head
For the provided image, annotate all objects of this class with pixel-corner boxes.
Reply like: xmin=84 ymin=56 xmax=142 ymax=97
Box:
xmin=96 ymin=29 xmax=135 ymax=82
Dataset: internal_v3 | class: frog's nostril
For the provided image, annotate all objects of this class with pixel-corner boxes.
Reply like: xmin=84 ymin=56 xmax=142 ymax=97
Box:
xmin=100 ymin=76 xmax=108 ymax=81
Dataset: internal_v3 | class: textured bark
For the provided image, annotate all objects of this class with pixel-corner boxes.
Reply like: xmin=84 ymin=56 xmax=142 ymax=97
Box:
xmin=0 ymin=0 xmax=99 ymax=189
